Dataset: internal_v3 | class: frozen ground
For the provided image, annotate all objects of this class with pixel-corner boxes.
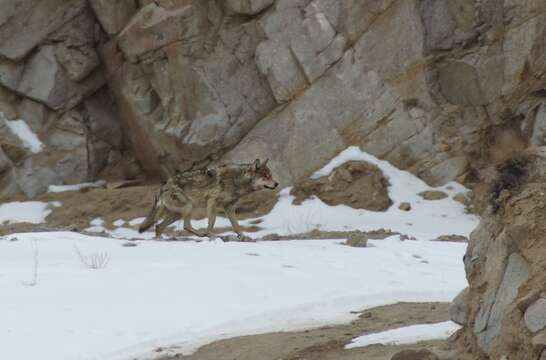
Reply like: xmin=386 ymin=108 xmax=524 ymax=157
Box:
xmin=346 ymin=321 xmax=461 ymax=349
xmin=0 ymin=233 xmax=467 ymax=360
xmin=0 ymin=147 xmax=479 ymax=360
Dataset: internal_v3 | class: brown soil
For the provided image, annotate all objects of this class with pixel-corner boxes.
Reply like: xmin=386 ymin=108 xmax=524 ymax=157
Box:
xmin=290 ymin=160 xmax=392 ymax=211
xmin=157 ymin=302 xmax=454 ymax=360
xmin=262 ymin=228 xmax=404 ymax=241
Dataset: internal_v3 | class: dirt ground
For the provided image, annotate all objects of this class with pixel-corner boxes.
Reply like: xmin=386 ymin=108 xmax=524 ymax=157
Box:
xmin=0 ymin=182 xmax=272 ymax=236
xmin=157 ymin=302 xmax=453 ymax=360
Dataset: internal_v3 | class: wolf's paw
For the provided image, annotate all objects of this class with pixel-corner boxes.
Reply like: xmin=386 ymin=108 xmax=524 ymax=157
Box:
xmin=237 ymin=234 xmax=255 ymax=242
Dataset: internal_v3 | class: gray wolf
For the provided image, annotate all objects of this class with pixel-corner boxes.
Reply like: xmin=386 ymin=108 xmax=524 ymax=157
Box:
xmin=139 ymin=159 xmax=278 ymax=238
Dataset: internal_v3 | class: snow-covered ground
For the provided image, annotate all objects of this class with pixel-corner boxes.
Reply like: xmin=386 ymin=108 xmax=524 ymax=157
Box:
xmin=0 ymin=233 xmax=467 ymax=360
xmin=346 ymin=321 xmax=461 ymax=349
xmin=0 ymin=201 xmax=60 ymax=225
xmin=0 ymin=147 xmax=479 ymax=360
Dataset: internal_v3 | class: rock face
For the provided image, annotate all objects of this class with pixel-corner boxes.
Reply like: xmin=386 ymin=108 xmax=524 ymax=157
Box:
xmin=0 ymin=2 xmax=133 ymax=199
xmin=0 ymin=0 xmax=546 ymax=202
xmin=449 ymin=287 xmax=469 ymax=326
xmin=452 ymin=150 xmax=546 ymax=359
xmin=290 ymin=160 xmax=392 ymax=211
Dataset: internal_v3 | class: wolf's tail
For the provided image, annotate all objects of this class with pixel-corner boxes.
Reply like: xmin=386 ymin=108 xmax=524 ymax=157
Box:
xmin=139 ymin=192 xmax=160 ymax=233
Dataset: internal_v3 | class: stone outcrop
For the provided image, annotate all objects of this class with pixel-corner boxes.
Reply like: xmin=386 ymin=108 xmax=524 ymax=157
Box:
xmin=290 ymin=160 xmax=392 ymax=211
xmin=451 ymin=150 xmax=546 ymax=359
xmin=449 ymin=287 xmax=469 ymax=326
xmin=0 ymin=2 xmax=133 ymax=198
xmin=0 ymin=0 xmax=545 ymax=202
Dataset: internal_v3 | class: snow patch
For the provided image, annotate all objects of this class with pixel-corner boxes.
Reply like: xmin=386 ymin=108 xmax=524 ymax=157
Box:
xmin=48 ymin=181 xmax=106 ymax=193
xmin=3 ymin=118 xmax=44 ymax=153
xmin=113 ymin=219 xmax=126 ymax=227
xmin=0 ymin=201 xmax=54 ymax=224
xmin=90 ymin=218 xmax=104 ymax=226
xmin=346 ymin=321 xmax=461 ymax=349
xmin=129 ymin=217 xmax=146 ymax=226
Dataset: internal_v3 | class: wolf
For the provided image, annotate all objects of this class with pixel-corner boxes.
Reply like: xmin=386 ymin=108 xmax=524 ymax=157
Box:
xmin=138 ymin=159 xmax=279 ymax=239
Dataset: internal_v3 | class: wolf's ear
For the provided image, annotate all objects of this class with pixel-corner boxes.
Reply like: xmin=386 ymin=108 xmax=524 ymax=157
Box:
xmin=262 ymin=158 xmax=269 ymax=167
xmin=253 ymin=158 xmax=261 ymax=170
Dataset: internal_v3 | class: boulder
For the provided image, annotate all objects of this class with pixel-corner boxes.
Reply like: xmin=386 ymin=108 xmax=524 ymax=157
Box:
xmin=0 ymin=0 xmax=87 ymax=61
xmin=419 ymin=191 xmax=449 ymax=200
xmin=399 ymin=202 xmax=412 ymax=211
xmin=475 ymin=253 xmax=529 ymax=353
xmin=255 ymin=41 xmax=309 ymax=103
xmin=49 ymin=9 xmax=101 ymax=82
xmin=419 ymin=0 xmax=477 ymax=51
xmin=13 ymin=45 xmax=105 ymax=111
xmin=290 ymin=160 xmax=392 ymax=211
xmin=225 ymin=0 xmax=275 ymax=15
xmin=16 ymin=159 xmax=61 ymax=198
xmin=89 ymin=0 xmax=137 ymax=35
xmin=345 ymin=233 xmax=368 ymax=248
xmin=117 ymin=2 xmax=208 ymax=62
xmin=524 ymin=298 xmax=546 ymax=333
xmin=449 ymin=287 xmax=469 ymax=325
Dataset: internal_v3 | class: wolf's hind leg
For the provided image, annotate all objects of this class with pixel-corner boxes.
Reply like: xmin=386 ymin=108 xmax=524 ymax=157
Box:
xmin=205 ymin=198 xmax=217 ymax=237
xmin=155 ymin=211 xmax=179 ymax=237
xmin=139 ymin=194 xmax=162 ymax=233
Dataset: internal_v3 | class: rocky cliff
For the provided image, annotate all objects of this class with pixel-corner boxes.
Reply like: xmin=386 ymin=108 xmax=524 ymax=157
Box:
xmin=1 ymin=1 xmax=546 ymax=359
xmin=1 ymin=0 xmax=545 ymax=199
xmin=447 ymin=149 xmax=546 ymax=360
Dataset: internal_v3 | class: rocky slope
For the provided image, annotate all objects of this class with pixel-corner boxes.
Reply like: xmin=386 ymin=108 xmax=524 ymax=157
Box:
xmin=447 ymin=149 xmax=546 ymax=360
xmin=0 ymin=0 xmax=545 ymax=199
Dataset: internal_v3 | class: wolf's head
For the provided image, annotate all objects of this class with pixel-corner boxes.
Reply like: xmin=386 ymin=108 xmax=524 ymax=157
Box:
xmin=249 ymin=159 xmax=278 ymax=190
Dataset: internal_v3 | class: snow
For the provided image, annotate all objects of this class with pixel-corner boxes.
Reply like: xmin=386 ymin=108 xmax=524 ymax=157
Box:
xmin=346 ymin=321 xmax=461 ymax=349
xmin=90 ymin=218 xmax=104 ymax=226
xmin=0 ymin=233 xmax=467 ymax=360
xmin=48 ymin=181 xmax=106 ymax=193
xmin=3 ymin=118 xmax=44 ymax=153
xmin=113 ymin=219 xmax=126 ymax=227
xmin=0 ymin=147 xmax=480 ymax=360
xmin=0 ymin=201 xmax=55 ymax=224
xmin=128 ymin=217 xmax=146 ymax=226
xmin=245 ymin=147 xmax=479 ymax=240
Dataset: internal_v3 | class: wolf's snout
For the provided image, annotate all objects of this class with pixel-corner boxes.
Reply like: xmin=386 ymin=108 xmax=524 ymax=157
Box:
xmin=264 ymin=181 xmax=279 ymax=190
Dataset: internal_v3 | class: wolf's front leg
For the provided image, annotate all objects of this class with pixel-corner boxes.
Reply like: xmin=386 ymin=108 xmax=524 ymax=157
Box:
xmin=225 ymin=205 xmax=252 ymax=241
xmin=182 ymin=204 xmax=206 ymax=237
